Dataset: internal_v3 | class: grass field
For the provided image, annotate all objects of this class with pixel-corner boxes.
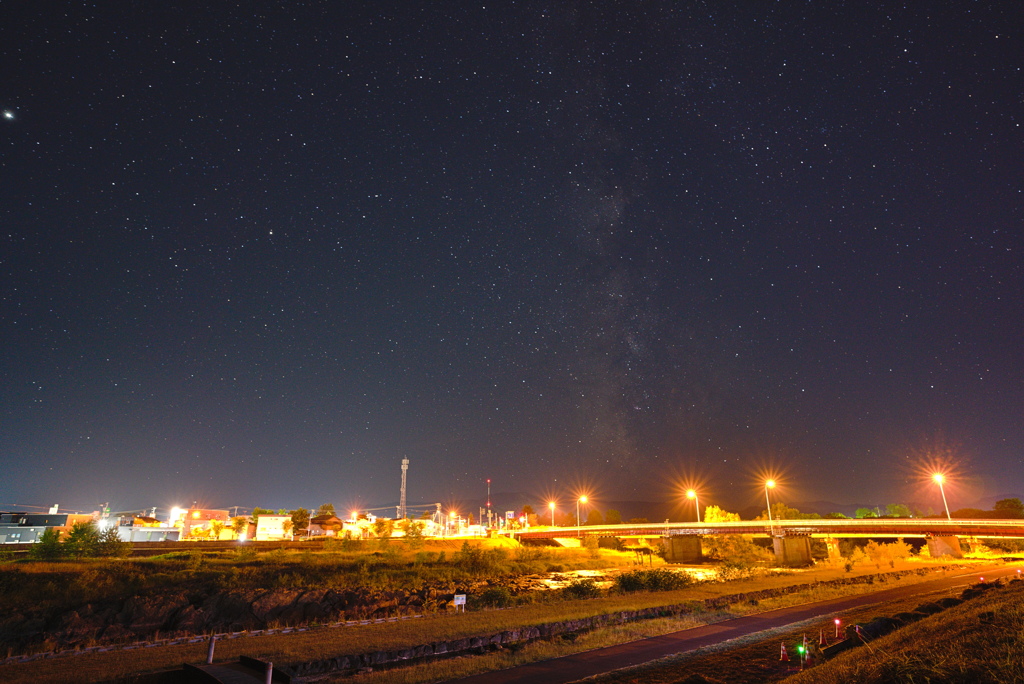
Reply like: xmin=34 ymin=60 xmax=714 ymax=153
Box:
xmin=0 ymin=556 xmax=968 ymax=684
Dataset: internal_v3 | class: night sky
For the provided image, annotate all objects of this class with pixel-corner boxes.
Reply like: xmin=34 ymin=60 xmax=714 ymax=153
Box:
xmin=2 ymin=3 xmax=1021 ymax=518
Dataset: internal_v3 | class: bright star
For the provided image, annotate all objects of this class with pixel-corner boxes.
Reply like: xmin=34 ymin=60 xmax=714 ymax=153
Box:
xmin=2 ymin=111 xmax=14 ymax=120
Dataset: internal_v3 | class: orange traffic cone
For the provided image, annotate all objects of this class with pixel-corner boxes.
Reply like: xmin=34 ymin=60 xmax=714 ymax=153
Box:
xmin=780 ymin=642 xmax=789 ymax=661
xmin=819 ymin=629 xmax=828 ymax=646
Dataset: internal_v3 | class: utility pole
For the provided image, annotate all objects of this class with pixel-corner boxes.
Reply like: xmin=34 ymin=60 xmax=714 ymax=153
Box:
xmin=486 ymin=478 xmax=492 ymax=528
xmin=399 ymin=458 xmax=409 ymax=520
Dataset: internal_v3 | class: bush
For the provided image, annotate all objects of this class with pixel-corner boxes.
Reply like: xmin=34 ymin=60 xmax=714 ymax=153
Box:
xmin=235 ymin=547 xmax=258 ymax=562
xmin=63 ymin=522 xmax=100 ymax=559
xmin=97 ymin=527 xmax=132 ymax=558
xmin=562 ymin=578 xmax=602 ymax=600
xmin=615 ymin=569 xmax=693 ymax=593
xmin=475 ymin=586 xmax=513 ymax=608
xmin=716 ymin=558 xmax=759 ymax=582
xmin=29 ymin=528 xmax=64 ymax=560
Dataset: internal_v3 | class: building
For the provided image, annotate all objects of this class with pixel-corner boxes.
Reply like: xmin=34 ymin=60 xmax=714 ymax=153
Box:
xmin=254 ymin=515 xmax=292 ymax=541
xmin=0 ymin=512 xmax=97 ymax=544
xmin=172 ymin=508 xmax=231 ymax=539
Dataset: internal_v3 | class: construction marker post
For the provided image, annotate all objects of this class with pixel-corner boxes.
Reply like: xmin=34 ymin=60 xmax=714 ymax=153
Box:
xmin=779 ymin=643 xmax=789 ymax=661
xmin=834 ymin=618 xmax=841 ymax=639
xmin=206 ymin=635 xmax=216 ymax=664
xmin=264 ymin=661 xmax=273 ymax=684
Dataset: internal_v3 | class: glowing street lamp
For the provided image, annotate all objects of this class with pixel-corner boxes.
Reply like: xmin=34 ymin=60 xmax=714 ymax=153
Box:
xmin=933 ymin=473 xmax=952 ymax=520
xmin=548 ymin=501 xmax=556 ymax=527
xmin=577 ymin=495 xmax=588 ymax=538
xmin=765 ymin=480 xmax=777 ymax=529
xmin=686 ymin=489 xmax=701 ymax=523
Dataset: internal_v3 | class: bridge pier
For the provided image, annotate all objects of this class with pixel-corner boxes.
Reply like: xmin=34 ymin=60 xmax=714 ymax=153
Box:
xmin=661 ymin=535 xmax=703 ymax=563
xmin=927 ymin=535 xmax=963 ymax=558
xmin=772 ymin=535 xmax=812 ymax=567
xmin=825 ymin=537 xmax=842 ymax=562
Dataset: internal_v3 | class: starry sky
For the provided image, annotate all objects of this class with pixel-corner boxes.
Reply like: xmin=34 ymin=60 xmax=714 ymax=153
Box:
xmin=2 ymin=3 xmax=1021 ymax=518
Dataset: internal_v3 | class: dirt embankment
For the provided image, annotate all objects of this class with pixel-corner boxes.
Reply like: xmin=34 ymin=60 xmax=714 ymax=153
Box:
xmin=0 ymin=571 xmax=562 ymax=654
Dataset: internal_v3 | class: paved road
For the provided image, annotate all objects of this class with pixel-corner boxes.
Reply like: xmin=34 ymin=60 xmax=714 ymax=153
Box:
xmin=449 ymin=564 xmax=1020 ymax=684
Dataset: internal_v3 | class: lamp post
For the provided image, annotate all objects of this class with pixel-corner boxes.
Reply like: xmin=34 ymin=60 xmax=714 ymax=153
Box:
xmin=576 ymin=496 xmax=587 ymax=538
xmin=686 ymin=489 xmax=701 ymax=523
xmin=933 ymin=473 xmax=952 ymax=520
xmin=548 ymin=501 xmax=556 ymax=527
xmin=765 ymin=480 xmax=776 ymax=530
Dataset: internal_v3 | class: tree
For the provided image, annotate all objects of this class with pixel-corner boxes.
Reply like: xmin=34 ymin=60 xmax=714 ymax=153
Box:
xmin=290 ymin=508 xmax=310 ymax=532
xmin=994 ymin=498 xmax=1024 ymax=518
xmin=97 ymin=526 xmax=131 ymax=557
xmin=317 ymin=503 xmax=336 ymax=517
xmin=824 ymin=512 xmax=849 ymax=519
xmin=855 ymin=507 xmax=878 ymax=519
xmin=703 ymin=505 xmax=739 ymax=523
xmin=605 ymin=509 xmax=622 ymax=525
xmin=210 ymin=520 xmax=225 ymax=539
xmin=231 ymin=516 xmax=249 ymax=537
xmin=886 ymin=504 xmax=913 ymax=518
xmin=586 ymin=509 xmax=605 ymax=526
xmin=699 ymin=506 xmax=767 ymax=568
xmin=372 ymin=518 xmax=394 ymax=540
xmin=64 ymin=521 xmax=100 ymax=558
xmin=521 ymin=504 xmax=535 ymax=517
xmin=403 ymin=520 xmax=425 ymax=548
xmin=758 ymin=502 xmax=802 ymax=520
xmin=865 ymin=539 xmax=913 ymax=569
xmin=951 ymin=508 xmax=989 ymax=519
xmin=282 ymin=519 xmax=293 ymax=538
xmin=29 ymin=528 xmax=64 ymax=560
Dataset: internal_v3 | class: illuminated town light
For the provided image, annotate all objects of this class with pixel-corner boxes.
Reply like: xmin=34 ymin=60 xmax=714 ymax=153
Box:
xmin=548 ymin=501 xmax=556 ymax=527
xmin=765 ymin=480 xmax=777 ymax=528
xmin=932 ymin=473 xmax=952 ymax=520
xmin=576 ymin=495 xmax=588 ymax=538
xmin=686 ymin=489 xmax=701 ymax=523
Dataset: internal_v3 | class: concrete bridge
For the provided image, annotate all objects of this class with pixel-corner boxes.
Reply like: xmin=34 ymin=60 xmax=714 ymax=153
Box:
xmin=510 ymin=519 xmax=1024 ymax=566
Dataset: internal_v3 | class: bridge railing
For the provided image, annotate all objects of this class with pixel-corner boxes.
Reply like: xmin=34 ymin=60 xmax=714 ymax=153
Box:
xmin=511 ymin=518 xmax=1024 ymax=538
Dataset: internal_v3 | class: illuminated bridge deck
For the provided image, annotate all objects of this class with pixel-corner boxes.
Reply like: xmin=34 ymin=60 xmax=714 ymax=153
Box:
xmin=510 ymin=519 xmax=1024 ymax=540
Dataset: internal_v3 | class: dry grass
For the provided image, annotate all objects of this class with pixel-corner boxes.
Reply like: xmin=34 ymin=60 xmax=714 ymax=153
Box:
xmin=0 ymin=559 xmax=968 ymax=684
xmin=783 ymin=579 xmax=1024 ymax=684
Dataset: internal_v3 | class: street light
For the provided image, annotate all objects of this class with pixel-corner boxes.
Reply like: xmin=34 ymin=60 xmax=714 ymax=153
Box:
xmin=686 ymin=489 xmax=701 ymax=523
xmin=933 ymin=473 xmax=952 ymax=520
xmin=765 ymin=480 xmax=777 ymax=529
xmin=548 ymin=501 xmax=556 ymax=527
xmin=577 ymin=496 xmax=588 ymax=538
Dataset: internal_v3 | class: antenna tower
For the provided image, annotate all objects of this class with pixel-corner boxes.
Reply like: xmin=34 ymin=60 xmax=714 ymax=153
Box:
xmin=399 ymin=458 xmax=409 ymax=519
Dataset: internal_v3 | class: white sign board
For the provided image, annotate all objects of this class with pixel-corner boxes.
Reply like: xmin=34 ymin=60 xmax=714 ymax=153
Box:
xmin=453 ymin=594 xmax=466 ymax=605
